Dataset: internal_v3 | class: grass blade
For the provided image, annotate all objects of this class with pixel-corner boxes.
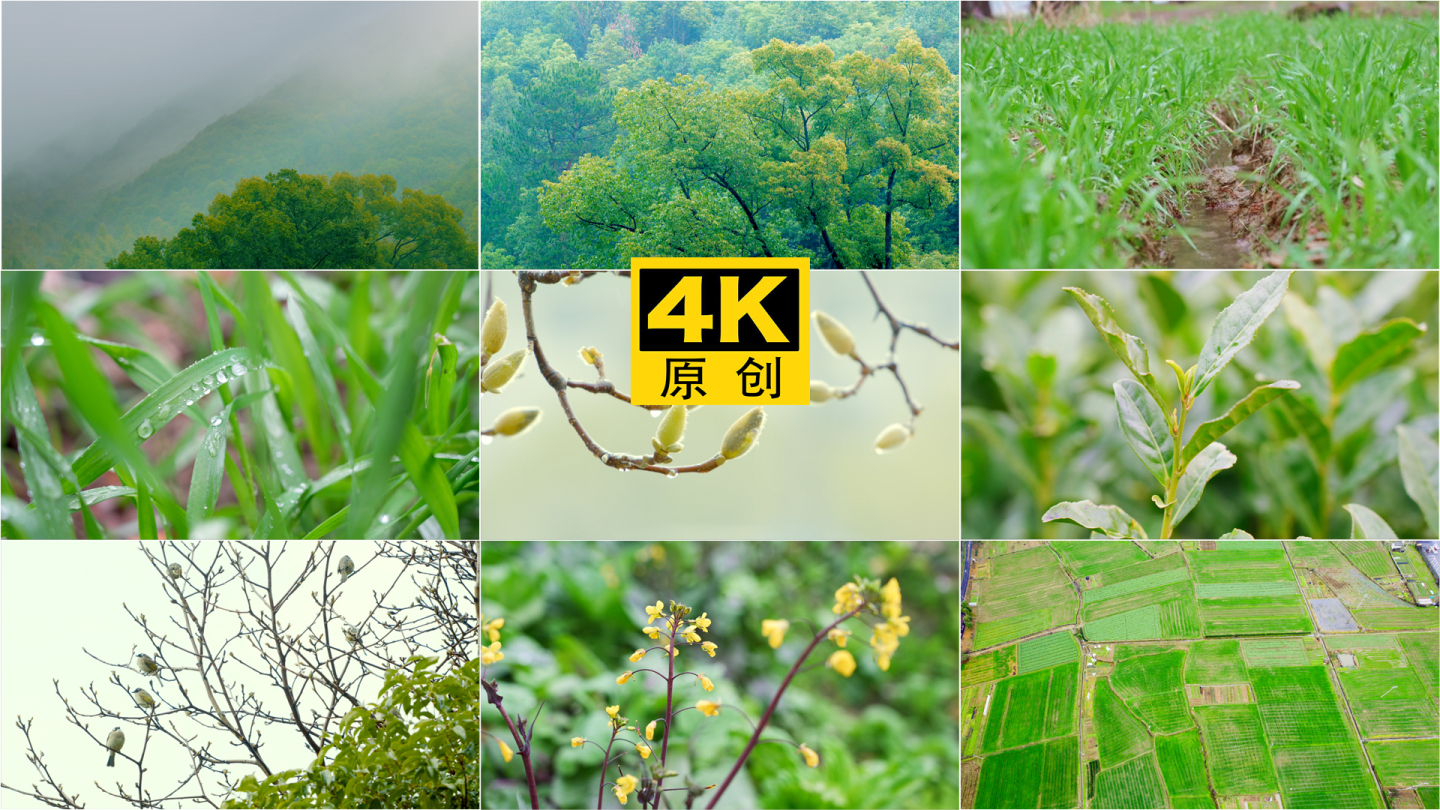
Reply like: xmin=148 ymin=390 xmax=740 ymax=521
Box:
xmin=427 ymin=337 xmax=458 ymax=437
xmin=5 ymin=361 xmax=74 ymax=538
xmin=187 ymin=399 xmax=237 ymax=528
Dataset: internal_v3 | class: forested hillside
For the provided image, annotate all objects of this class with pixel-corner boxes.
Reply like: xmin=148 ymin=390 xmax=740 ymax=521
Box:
xmin=2 ymin=7 xmax=477 ymax=269
xmin=481 ymin=1 xmax=958 ymax=269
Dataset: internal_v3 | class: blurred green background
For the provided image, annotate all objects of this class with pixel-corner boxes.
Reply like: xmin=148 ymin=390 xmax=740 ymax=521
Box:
xmin=962 ymin=271 xmax=1440 ymax=539
xmin=481 ymin=541 xmax=960 ymax=809
xmin=480 ymin=271 xmax=959 ymax=539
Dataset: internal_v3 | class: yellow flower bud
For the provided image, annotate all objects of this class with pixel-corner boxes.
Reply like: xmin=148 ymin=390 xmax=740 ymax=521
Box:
xmin=636 ymin=742 xmax=651 ymax=759
xmin=809 ymin=381 xmax=833 ymax=403
xmin=490 ymin=407 xmax=541 ymax=437
xmin=873 ymin=424 xmax=911 ymax=454
xmin=481 ymin=298 xmax=508 ymax=359
xmin=655 ymin=404 xmax=687 ymax=454
xmin=697 ymin=699 xmax=721 ymax=717
xmin=572 ymin=736 xmax=586 ymax=748
xmin=580 ymin=346 xmax=601 ymax=365
xmin=617 ymin=671 xmax=633 ymax=685
xmin=606 ymin=705 xmax=620 ymax=719
xmin=827 ymin=650 xmax=857 ymax=677
xmin=481 ymin=349 xmax=527 ymax=393
xmin=701 ymin=641 xmax=718 ymax=657
xmin=498 ymin=739 xmax=513 ymax=763
xmin=812 ymin=311 xmax=855 ymax=357
xmin=720 ymin=406 xmax=766 ymax=460
xmin=630 ymin=649 xmax=646 ymax=662
xmin=799 ymin=743 xmax=819 ymax=768
xmin=645 ymin=720 xmax=656 ymax=740
xmin=699 ymin=674 xmax=714 ymax=692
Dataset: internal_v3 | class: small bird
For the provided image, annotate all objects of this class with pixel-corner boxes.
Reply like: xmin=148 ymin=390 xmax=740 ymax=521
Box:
xmin=132 ymin=687 xmax=157 ymax=711
xmin=106 ymin=727 xmax=125 ymax=767
xmin=343 ymin=624 xmax=361 ymax=647
xmin=135 ymin=654 xmax=158 ymax=675
xmin=168 ymin=563 xmax=183 ymax=580
xmin=336 ymin=555 xmax=354 ymax=583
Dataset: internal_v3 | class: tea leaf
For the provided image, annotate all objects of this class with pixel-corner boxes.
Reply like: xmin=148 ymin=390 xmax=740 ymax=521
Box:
xmin=1396 ymin=424 xmax=1438 ymax=537
xmin=1172 ymin=442 xmax=1237 ymax=533
xmin=1181 ymin=381 xmax=1300 ymax=470
xmin=1193 ymin=270 xmax=1292 ymax=399
xmin=1114 ymin=380 xmax=1173 ymax=488
xmin=1270 ymin=390 xmax=1331 ymax=465
xmin=1042 ymin=500 xmax=1148 ymax=539
xmin=1331 ymin=318 xmax=1426 ymax=399
xmin=1282 ymin=292 xmax=1334 ymax=373
xmin=1218 ymin=529 xmax=1255 ymax=539
xmin=1063 ymin=286 xmax=1169 ymax=413
xmin=1344 ymin=503 xmax=1397 ymax=539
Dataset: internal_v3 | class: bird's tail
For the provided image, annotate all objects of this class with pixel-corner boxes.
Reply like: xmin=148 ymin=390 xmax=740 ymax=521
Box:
xmin=107 ymin=751 xmax=116 ymax=767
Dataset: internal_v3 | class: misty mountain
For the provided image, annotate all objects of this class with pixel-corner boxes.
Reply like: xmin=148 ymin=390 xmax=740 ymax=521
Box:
xmin=2 ymin=3 xmax=477 ymax=269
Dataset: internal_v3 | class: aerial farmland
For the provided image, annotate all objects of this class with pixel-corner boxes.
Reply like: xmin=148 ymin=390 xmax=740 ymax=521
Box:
xmin=961 ymin=541 xmax=1440 ymax=809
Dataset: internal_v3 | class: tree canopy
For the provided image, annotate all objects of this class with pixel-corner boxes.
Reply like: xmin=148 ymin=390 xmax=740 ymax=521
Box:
xmin=106 ymin=170 xmax=478 ymax=268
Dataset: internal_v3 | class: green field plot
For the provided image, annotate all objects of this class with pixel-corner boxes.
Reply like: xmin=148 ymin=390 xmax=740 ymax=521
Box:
xmin=963 ymin=645 xmax=1015 ymax=683
xmin=1086 ymin=567 xmax=1191 ymax=604
xmin=1195 ymin=581 xmax=1298 ymax=598
xmin=1398 ymin=633 xmax=1440 ymax=698
xmin=984 ymin=663 xmax=1080 ymax=753
xmin=1329 ymin=634 xmax=1406 ymax=668
xmin=1188 ymin=550 xmax=1292 ymax=583
xmin=976 ymin=607 xmax=1052 ymax=649
xmin=1019 ymin=631 xmax=1080 ymax=675
xmin=1239 ymin=638 xmax=1308 ymax=667
xmin=1085 ymin=579 xmax=1193 ymax=623
xmin=1088 ymin=553 xmax=1187 ymax=587
xmin=1111 ymin=650 xmax=1191 ymax=734
xmin=1199 ymin=595 xmax=1312 ymax=636
xmin=1046 ymin=663 xmax=1079 ymax=738
xmin=1352 ymin=607 xmax=1440 ymax=630
xmin=1214 ymin=541 xmax=1284 ymax=551
xmin=1335 ymin=540 xmax=1397 ymax=578
xmin=1271 ymin=742 xmax=1382 ymax=809
xmin=1155 ymin=728 xmax=1209 ymax=798
xmin=980 ymin=675 xmax=1012 ymax=755
xmin=1250 ymin=666 xmax=1352 ymax=747
xmin=1284 ymin=540 xmax=1352 ymax=568
xmin=1194 ymin=705 xmax=1278 ymax=794
xmin=1094 ymin=679 xmax=1151 ymax=768
xmin=1085 ymin=604 xmax=1163 ymax=642
xmin=1339 ymin=668 xmax=1439 ymax=738
xmin=1367 ymin=739 xmax=1440 ymax=787
xmin=1158 ymin=597 xmax=1203 ymax=639
xmin=1001 ymin=668 xmax=1053 ymax=749
xmin=1052 ymin=542 xmax=1149 ymax=578
xmin=1168 ymin=795 xmax=1217 ymax=809
xmin=1134 ymin=541 xmax=1181 ymax=558
xmin=1419 ymin=786 xmax=1440 ymax=809
xmin=1184 ymin=640 xmax=1247 ymax=684
xmin=1095 ymin=752 xmax=1166 ymax=810
xmin=975 ymin=736 xmax=1080 ymax=809
xmin=962 ymin=684 xmax=989 ymax=758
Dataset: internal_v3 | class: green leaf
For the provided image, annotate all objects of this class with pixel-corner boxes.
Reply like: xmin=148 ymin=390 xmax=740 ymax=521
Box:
xmin=1172 ymin=442 xmax=1237 ymax=533
xmin=1218 ymin=529 xmax=1255 ymax=539
xmin=1271 ymin=390 xmax=1331 ymax=466
xmin=187 ymin=399 xmax=237 ymax=529
xmin=1396 ymin=425 xmax=1439 ymax=538
xmin=427 ymin=337 xmax=459 ymax=437
xmin=1180 ymin=381 xmax=1300 ymax=471
xmin=1139 ymin=273 xmax=1188 ymax=334
xmin=1344 ymin=503 xmax=1397 ymax=540
xmin=1042 ymin=500 xmax=1148 ymax=539
xmin=5 ymin=361 xmax=74 ymax=538
xmin=1331 ymin=318 xmax=1426 ymax=399
xmin=1063 ymin=286 xmax=1169 ymax=414
xmin=1282 ymin=292 xmax=1334 ymax=373
xmin=1193 ymin=271 xmax=1292 ymax=399
xmin=64 ymin=486 xmax=138 ymax=512
xmin=1026 ymin=350 xmax=1056 ymax=391
xmin=1114 ymin=380 xmax=1173 ymax=488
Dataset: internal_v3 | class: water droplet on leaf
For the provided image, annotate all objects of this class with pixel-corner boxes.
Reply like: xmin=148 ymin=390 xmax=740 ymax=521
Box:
xmin=203 ymin=375 xmax=215 ymax=386
xmin=231 ymin=363 xmax=247 ymax=376
xmin=192 ymin=383 xmax=202 ymax=393
xmin=30 ymin=334 xmax=44 ymax=345
xmin=379 ymin=514 xmax=390 ymax=524
xmin=138 ymin=419 xmax=153 ymax=439
xmin=211 ymin=416 xmax=222 ymax=427
xmin=185 ymin=399 xmax=194 ymax=407
xmin=217 ymin=370 xmax=228 ymax=383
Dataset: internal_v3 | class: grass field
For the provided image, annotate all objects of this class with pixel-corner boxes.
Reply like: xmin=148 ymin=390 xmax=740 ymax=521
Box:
xmin=1367 ymin=739 xmax=1440 ymax=787
xmin=1193 ymin=704 xmax=1278 ymax=794
xmin=1085 ymin=567 xmax=1192 ymax=603
xmin=976 ymin=607 xmax=1053 ymax=649
xmin=974 ymin=545 xmax=1077 ymax=647
xmin=1158 ymin=597 xmax=1203 ymax=638
xmin=962 ymin=684 xmax=989 ymax=758
xmin=1335 ymin=540 xmax=1397 ymax=578
xmin=1249 ymin=666 xmax=1352 ymax=747
xmin=1155 ymin=728 xmax=1210 ymax=799
xmin=1094 ymin=678 xmax=1151 ymax=769
xmin=1095 ymin=752 xmax=1166 ymax=810
xmin=1398 ymin=633 xmax=1440 ymax=700
xmin=1284 ymin=540 xmax=1352 ymax=568
xmin=974 ymin=736 xmax=1080 ymax=809
xmin=963 ymin=645 xmax=1016 ymax=683
xmin=1195 ymin=581 xmax=1298 ymax=598
xmin=984 ymin=663 xmax=1081 ymax=753
xmin=1352 ymin=607 xmax=1440 ymax=631
xmin=1004 ymin=667 xmax=1056 ymax=748
xmin=1084 ymin=580 xmax=1194 ymax=623
xmin=1239 ymin=638 xmax=1308 ymax=667
xmin=1046 ymin=663 xmax=1079 ymax=739
xmin=1183 ymin=639 xmax=1247 ymax=684
xmin=1187 ymin=549 xmax=1293 ymax=583
xmin=1111 ymin=649 xmax=1192 ymax=734
xmin=1270 ymin=742 xmax=1382 ymax=809
xmin=1087 ymin=553 xmax=1187 ymax=588
xmin=1199 ymin=594 xmax=1312 ymax=636
xmin=1019 ymin=631 xmax=1080 ymax=675
xmin=1052 ymin=542 xmax=1150 ymax=579
xmin=1338 ymin=668 xmax=1440 ymax=739
xmin=1084 ymin=604 xmax=1163 ymax=642
xmin=1213 ymin=541 xmax=1284 ymax=551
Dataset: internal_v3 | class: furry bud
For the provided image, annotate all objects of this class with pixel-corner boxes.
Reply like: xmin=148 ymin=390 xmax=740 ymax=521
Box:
xmin=720 ymin=406 xmax=766 ymax=460
xmin=874 ymin=424 xmax=911 ymax=454
xmin=580 ymin=346 xmax=601 ymax=365
xmin=810 ymin=381 xmax=833 ymax=403
xmin=812 ymin=311 xmax=855 ymax=357
xmin=491 ymin=407 xmax=541 ymax=437
xmin=481 ymin=298 xmax=507 ymax=361
xmin=481 ymin=349 xmax=527 ymax=393
xmin=655 ymin=404 xmax=687 ymax=454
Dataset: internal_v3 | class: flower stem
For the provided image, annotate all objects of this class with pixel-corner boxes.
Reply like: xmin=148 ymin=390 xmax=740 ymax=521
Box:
xmin=483 ymin=679 xmax=539 ymax=809
xmin=653 ymin=621 xmax=679 ymax=809
xmin=705 ymin=610 xmax=859 ymax=809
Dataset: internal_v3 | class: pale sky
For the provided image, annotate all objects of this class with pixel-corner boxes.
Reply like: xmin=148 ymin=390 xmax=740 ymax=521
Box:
xmin=0 ymin=541 xmax=469 ymax=808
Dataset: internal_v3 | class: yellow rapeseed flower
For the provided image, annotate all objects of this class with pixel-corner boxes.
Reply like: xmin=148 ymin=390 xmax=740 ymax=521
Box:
xmin=827 ymin=650 xmax=857 ymax=677
xmin=481 ymin=641 xmax=504 ymax=665
xmin=606 ymin=705 xmax=620 ymax=720
xmin=888 ymin=614 xmax=911 ymax=637
xmin=697 ymin=700 xmax=721 ymax=717
xmin=832 ymin=582 xmax=863 ymax=614
xmin=827 ymin=628 xmax=849 ymax=648
xmin=799 ymin=744 xmax=819 ymax=768
xmin=482 ymin=615 xmax=505 ymax=642
xmin=761 ymin=619 xmax=789 ymax=648
xmin=571 ymin=737 xmax=586 ymax=748
xmin=614 ymin=774 xmax=639 ymax=805
xmin=698 ymin=674 xmax=714 ymax=692
xmin=645 ymin=601 xmax=665 ymax=622
xmin=630 ymin=649 xmax=647 ymax=662
xmin=683 ymin=630 xmax=702 ymax=643
xmin=617 ymin=671 xmax=634 ymax=685
xmin=642 ymin=626 xmax=661 ymax=639
xmin=498 ymin=739 xmax=513 ymax=763
xmin=645 ymin=720 xmax=656 ymax=740
xmin=636 ymin=741 xmax=652 ymax=759
xmin=692 ymin=612 xmax=712 ymax=632
xmin=701 ymin=641 xmax=718 ymax=657
xmin=881 ymin=577 xmax=903 ymax=619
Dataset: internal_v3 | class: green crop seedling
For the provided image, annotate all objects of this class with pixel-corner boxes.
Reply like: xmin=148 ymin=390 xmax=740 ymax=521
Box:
xmin=1046 ymin=271 xmax=1300 ymax=539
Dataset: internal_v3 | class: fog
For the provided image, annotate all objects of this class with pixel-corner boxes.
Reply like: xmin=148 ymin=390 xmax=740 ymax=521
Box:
xmin=1 ymin=1 xmax=476 ymax=175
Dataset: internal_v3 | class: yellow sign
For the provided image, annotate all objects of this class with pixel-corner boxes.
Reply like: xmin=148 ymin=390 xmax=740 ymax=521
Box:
xmin=631 ymin=258 xmax=810 ymax=406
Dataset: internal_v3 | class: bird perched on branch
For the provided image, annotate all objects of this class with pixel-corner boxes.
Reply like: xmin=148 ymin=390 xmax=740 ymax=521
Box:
xmin=168 ymin=563 xmax=183 ymax=580
xmin=337 ymin=555 xmax=354 ymax=583
xmin=132 ymin=687 xmax=157 ymax=711
xmin=106 ymin=727 xmax=125 ymax=767
xmin=135 ymin=654 xmax=158 ymax=675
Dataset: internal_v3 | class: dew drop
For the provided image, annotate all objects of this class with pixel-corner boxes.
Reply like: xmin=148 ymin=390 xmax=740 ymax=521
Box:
xmin=480 ymin=435 xmax=494 ymax=445
xmin=210 ymin=416 xmax=222 ymax=427
xmin=281 ymin=464 xmax=293 ymax=475
xmin=185 ymin=399 xmax=194 ymax=407
xmin=650 ymin=409 xmax=662 ymax=418
xmin=379 ymin=514 xmax=390 ymax=524
xmin=216 ymin=370 xmax=228 ymax=384
xmin=138 ymin=419 xmax=154 ymax=439
xmin=30 ymin=334 xmax=44 ymax=345
xmin=274 ymin=450 xmax=283 ymax=459
xmin=666 ymin=470 xmax=678 ymax=479
xmin=203 ymin=374 xmax=215 ymax=386
xmin=231 ymin=363 xmax=247 ymax=376
xmin=192 ymin=383 xmax=202 ymax=393
xmin=117 ymin=356 xmax=129 ymax=366
xmin=19 ymin=460 xmax=26 ymax=469
xmin=206 ymin=439 xmax=218 ymax=457
xmin=157 ymin=402 xmax=169 ymax=417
